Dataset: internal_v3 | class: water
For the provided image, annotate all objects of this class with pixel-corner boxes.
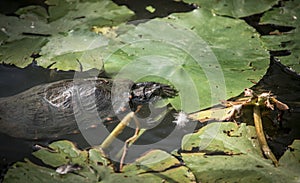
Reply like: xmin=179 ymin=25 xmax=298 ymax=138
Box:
xmin=1 ymin=0 xmax=300 ymax=180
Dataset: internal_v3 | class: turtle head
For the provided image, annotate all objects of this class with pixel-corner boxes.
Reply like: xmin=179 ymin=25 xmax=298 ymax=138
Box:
xmin=130 ymin=82 xmax=178 ymax=105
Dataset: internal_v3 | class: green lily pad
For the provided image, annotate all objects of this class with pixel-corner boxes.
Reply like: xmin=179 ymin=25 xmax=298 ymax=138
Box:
xmin=136 ymin=165 xmax=196 ymax=183
xmin=123 ymin=149 xmax=181 ymax=173
xmin=181 ymin=122 xmax=300 ymax=182
xmin=260 ymin=0 xmax=300 ymax=73
xmin=123 ymin=149 xmax=196 ymax=182
xmin=37 ymin=29 xmax=108 ymax=70
xmin=4 ymin=140 xmax=109 ymax=183
xmin=33 ymin=140 xmax=88 ymax=167
xmin=15 ymin=5 xmax=49 ymax=19
xmin=3 ymin=141 xmax=196 ymax=183
xmin=182 ymin=0 xmax=278 ymax=18
xmin=46 ymin=0 xmax=134 ymax=26
xmin=38 ymin=0 xmax=135 ymax=68
xmin=279 ymin=140 xmax=300 ymax=177
xmin=103 ymin=9 xmax=269 ymax=112
xmin=3 ymin=160 xmax=90 ymax=183
xmin=0 ymin=13 xmax=50 ymax=42
xmin=0 ymin=37 xmax=48 ymax=67
xmin=0 ymin=0 xmax=134 ymax=70
xmin=182 ymin=122 xmax=261 ymax=156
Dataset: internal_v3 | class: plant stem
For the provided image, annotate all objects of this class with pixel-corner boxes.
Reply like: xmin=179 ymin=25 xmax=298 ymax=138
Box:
xmin=100 ymin=112 xmax=135 ymax=149
xmin=253 ymin=104 xmax=279 ymax=167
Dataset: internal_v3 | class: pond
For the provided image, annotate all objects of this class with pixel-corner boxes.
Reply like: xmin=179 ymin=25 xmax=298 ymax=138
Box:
xmin=0 ymin=0 xmax=300 ymax=182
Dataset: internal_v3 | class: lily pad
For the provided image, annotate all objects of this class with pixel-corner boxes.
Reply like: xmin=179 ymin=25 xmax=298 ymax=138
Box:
xmin=122 ymin=149 xmax=181 ymax=173
xmin=103 ymin=9 xmax=269 ymax=112
xmin=3 ymin=160 xmax=90 ymax=183
xmin=4 ymin=141 xmax=110 ymax=183
xmin=3 ymin=141 xmax=196 ymax=183
xmin=182 ymin=122 xmax=261 ymax=156
xmin=33 ymin=140 xmax=88 ymax=167
xmin=0 ymin=13 xmax=50 ymax=42
xmin=123 ymin=149 xmax=196 ymax=182
xmin=0 ymin=0 xmax=134 ymax=70
xmin=37 ymin=29 xmax=108 ymax=70
xmin=260 ymin=0 xmax=300 ymax=73
xmin=182 ymin=0 xmax=278 ymax=18
xmin=181 ymin=122 xmax=300 ymax=182
xmin=0 ymin=37 xmax=48 ymax=67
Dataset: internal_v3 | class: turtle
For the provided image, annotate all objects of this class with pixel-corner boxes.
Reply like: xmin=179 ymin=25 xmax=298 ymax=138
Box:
xmin=0 ymin=78 xmax=177 ymax=140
